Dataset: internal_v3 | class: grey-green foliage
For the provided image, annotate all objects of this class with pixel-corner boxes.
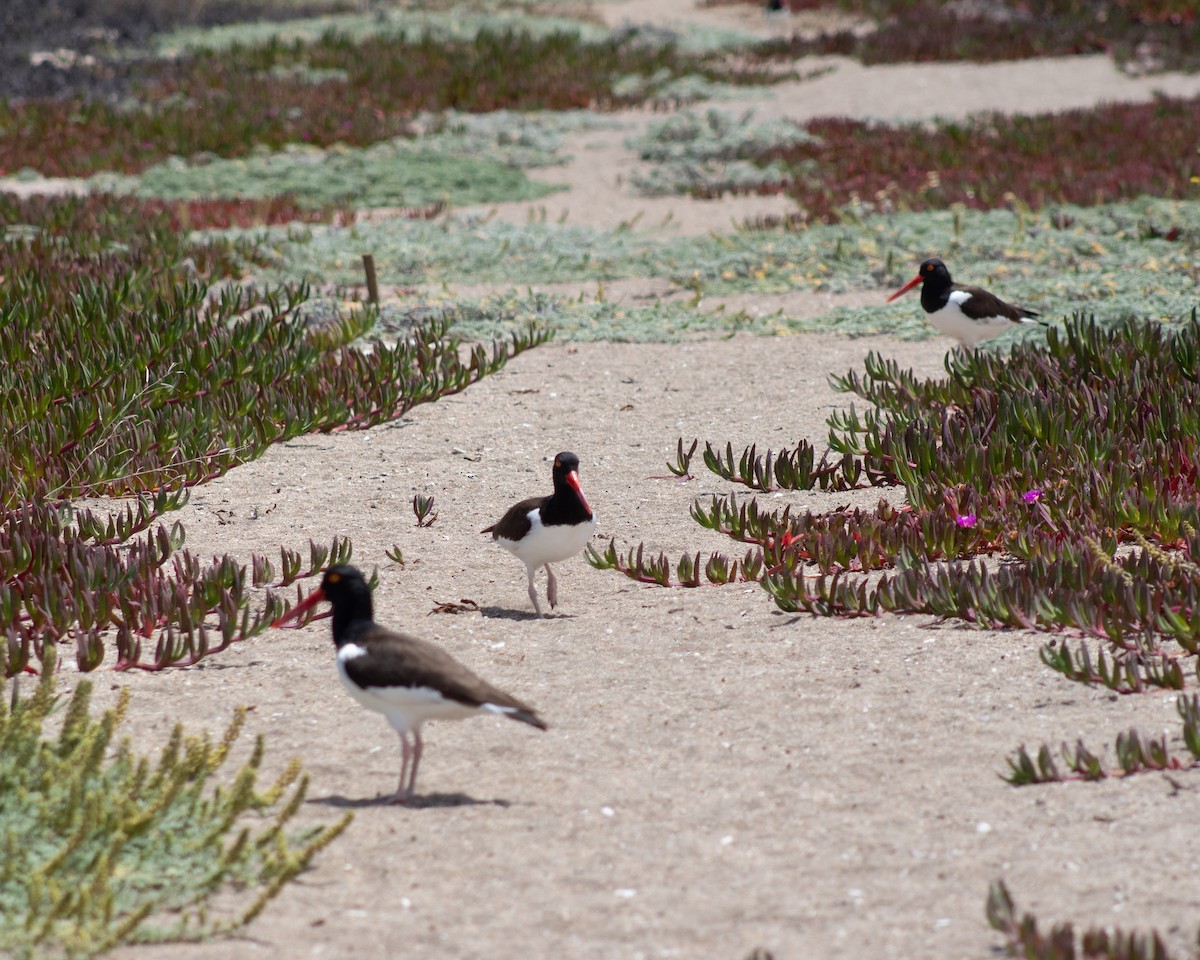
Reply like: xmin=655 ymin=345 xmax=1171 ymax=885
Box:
xmin=0 ymin=651 xmax=351 ymax=958
xmin=372 ymin=288 xmax=772 ymax=343
xmin=611 ymin=70 xmax=778 ymax=105
xmin=630 ymin=158 xmax=792 ymax=199
xmin=234 ymin=198 xmax=1200 ymax=342
xmin=154 ymin=5 xmax=762 ymax=56
xmin=154 ymin=7 xmax=610 ymax=56
xmin=263 ymin=62 xmax=350 ymax=85
xmin=236 ymin=215 xmax=671 ymax=286
xmin=94 ymin=110 xmax=619 ymax=209
xmin=628 ymin=108 xmax=816 ymax=197
xmin=100 ymin=144 xmax=550 ymax=210
xmin=416 ymin=109 xmax=617 ymax=169
xmin=605 ymin=19 xmax=770 ymax=54
xmin=632 ymin=108 xmax=814 ymax=163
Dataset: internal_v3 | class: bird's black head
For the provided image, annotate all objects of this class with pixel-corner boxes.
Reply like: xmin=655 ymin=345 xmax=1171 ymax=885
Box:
xmin=918 ymin=258 xmax=951 ymax=282
xmin=319 ymin=565 xmax=371 ymax=610
xmin=550 ymin=451 xmax=591 ymax=517
xmin=316 ymin=565 xmax=374 ymax=643
xmin=273 ymin=564 xmax=375 ymax=643
xmin=551 ymin=452 xmax=580 ymax=480
xmin=888 ymin=257 xmax=953 ymax=304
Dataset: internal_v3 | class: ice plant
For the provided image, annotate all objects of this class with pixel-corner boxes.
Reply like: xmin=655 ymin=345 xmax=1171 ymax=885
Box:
xmin=0 ymin=648 xmax=350 ymax=955
xmin=0 ymin=30 xmax=786 ymax=178
xmin=755 ymin=0 xmax=1200 ymax=74
xmin=695 ymin=439 xmax=875 ymax=492
xmin=412 ymin=494 xmax=438 ymax=527
xmin=590 ymin=313 xmax=1200 ymax=660
xmin=688 ymin=95 xmax=1200 ymax=220
xmin=988 ymin=881 xmax=1180 ymax=960
xmin=1002 ymin=695 xmax=1200 ymax=787
xmin=0 ymin=192 xmax=551 ymax=675
xmin=1040 ymin=639 xmax=1185 ymax=695
xmin=666 ymin=438 xmax=699 ymax=478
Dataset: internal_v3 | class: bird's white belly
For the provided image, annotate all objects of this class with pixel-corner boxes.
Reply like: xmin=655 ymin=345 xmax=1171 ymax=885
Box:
xmin=496 ymin=511 xmax=597 ymax=567
xmin=927 ymin=296 xmax=1014 ymax=347
xmin=336 ymin=659 xmax=479 ymax=734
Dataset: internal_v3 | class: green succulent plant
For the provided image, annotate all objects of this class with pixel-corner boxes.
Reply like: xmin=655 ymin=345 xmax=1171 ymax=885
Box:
xmin=0 ymin=648 xmax=350 ymax=957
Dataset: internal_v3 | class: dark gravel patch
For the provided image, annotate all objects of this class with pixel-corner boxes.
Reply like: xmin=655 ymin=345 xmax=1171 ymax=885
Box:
xmin=0 ymin=0 xmax=346 ymax=102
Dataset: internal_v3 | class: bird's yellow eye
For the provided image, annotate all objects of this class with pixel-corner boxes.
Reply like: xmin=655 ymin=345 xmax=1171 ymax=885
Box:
xmin=327 ymin=571 xmax=341 ymax=584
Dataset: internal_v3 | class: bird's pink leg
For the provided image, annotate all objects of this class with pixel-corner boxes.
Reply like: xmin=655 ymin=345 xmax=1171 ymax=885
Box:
xmin=407 ymin=729 xmax=425 ymax=800
xmin=389 ymin=732 xmax=414 ymax=805
xmin=525 ymin=564 xmax=544 ymax=617
xmin=545 ymin=564 xmax=558 ymax=609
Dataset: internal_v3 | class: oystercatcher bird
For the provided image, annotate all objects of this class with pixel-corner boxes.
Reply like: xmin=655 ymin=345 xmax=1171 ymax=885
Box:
xmin=482 ymin=452 xmax=596 ymax=617
xmin=274 ymin=565 xmax=547 ymax=805
xmin=887 ymin=258 xmax=1043 ymax=347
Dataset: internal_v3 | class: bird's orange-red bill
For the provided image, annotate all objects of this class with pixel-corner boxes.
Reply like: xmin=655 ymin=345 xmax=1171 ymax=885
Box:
xmin=564 ymin=470 xmax=591 ymax=515
xmin=887 ymin=274 xmax=924 ymax=303
xmin=272 ymin=586 xmax=326 ymax=627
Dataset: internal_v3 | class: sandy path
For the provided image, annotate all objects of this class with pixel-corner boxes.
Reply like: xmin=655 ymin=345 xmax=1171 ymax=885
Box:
xmin=438 ymin=277 xmax=883 ymax=321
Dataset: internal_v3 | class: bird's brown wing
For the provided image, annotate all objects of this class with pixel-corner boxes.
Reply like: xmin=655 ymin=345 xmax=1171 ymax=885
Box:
xmin=480 ymin=495 xmax=547 ymax=539
xmin=958 ymin=284 xmax=1041 ymax=322
xmin=345 ymin=626 xmax=547 ymax=730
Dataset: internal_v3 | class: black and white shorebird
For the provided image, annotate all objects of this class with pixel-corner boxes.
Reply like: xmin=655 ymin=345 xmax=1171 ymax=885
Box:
xmin=887 ymin=257 xmax=1043 ymax=348
xmin=482 ymin=452 xmax=596 ymax=617
xmin=274 ymin=565 xmax=547 ymax=805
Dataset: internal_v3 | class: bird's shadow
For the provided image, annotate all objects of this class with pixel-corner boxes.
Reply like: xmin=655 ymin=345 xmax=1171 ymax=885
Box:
xmin=478 ymin=605 xmax=572 ymax=622
xmin=308 ymin=792 xmax=512 ymax=810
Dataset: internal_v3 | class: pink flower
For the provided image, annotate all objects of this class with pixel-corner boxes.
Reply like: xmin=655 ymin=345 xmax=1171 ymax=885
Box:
xmin=1022 ymin=489 xmax=1042 ymax=504
xmin=955 ymin=514 xmax=977 ymax=528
